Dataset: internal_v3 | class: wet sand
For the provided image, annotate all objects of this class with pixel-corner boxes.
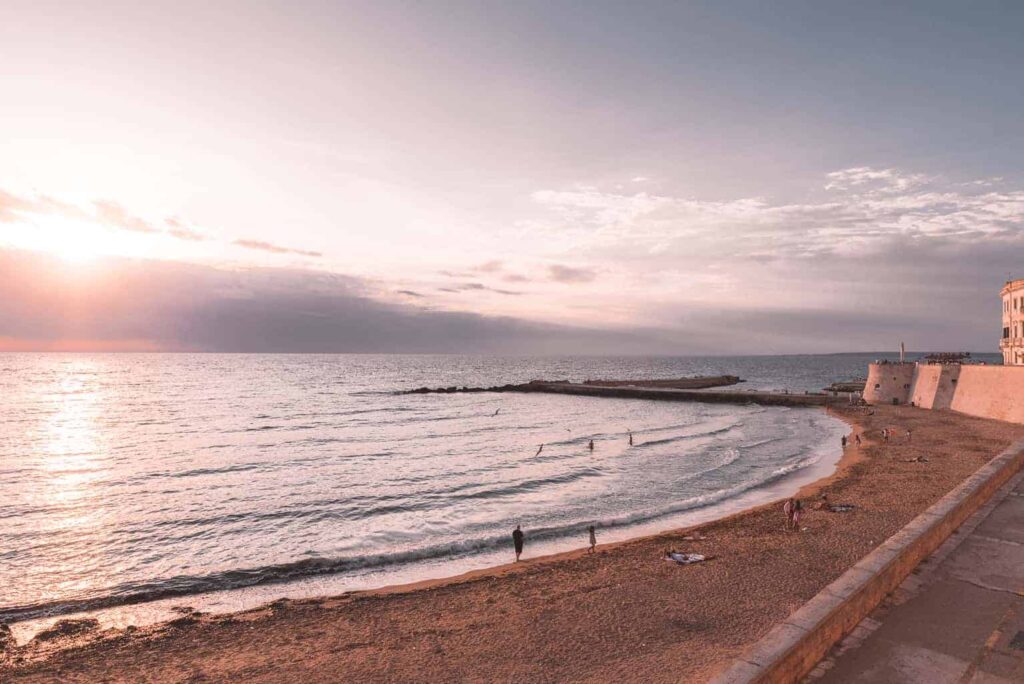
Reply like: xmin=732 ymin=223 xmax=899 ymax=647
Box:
xmin=4 ymin=405 xmax=1024 ymax=683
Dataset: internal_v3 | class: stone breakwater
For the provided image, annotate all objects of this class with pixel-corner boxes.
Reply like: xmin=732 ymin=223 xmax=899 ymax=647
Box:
xmin=403 ymin=377 xmax=838 ymax=408
xmin=402 ymin=375 xmax=742 ymax=395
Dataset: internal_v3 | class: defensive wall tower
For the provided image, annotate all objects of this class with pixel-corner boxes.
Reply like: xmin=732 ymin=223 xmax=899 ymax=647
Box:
xmin=863 ymin=362 xmax=916 ymax=405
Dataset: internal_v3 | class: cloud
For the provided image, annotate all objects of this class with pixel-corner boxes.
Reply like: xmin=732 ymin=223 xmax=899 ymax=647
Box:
xmin=503 ymin=273 xmax=530 ymax=283
xmin=446 ymin=282 xmax=522 ymax=296
xmin=521 ymin=166 xmax=1023 ymax=349
xmin=0 ymin=247 xmax=662 ymax=354
xmin=475 ymin=260 xmax=503 ymax=272
xmin=166 ymin=217 xmax=206 ymax=241
xmin=93 ymin=200 xmax=160 ymax=234
xmin=232 ymin=239 xmax=322 ymax=258
xmin=528 ymin=167 xmax=1024 ymax=267
xmin=823 ymin=167 xmax=929 ymax=193
xmin=548 ymin=264 xmax=596 ymax=283
xmin=0 ymin=187 xmax=210 ymax=242
xmin=440 ymin=261 xmax=504 ymax=277
xmin=0 ymin=189 xmax=89 ymax=224
xmin=396 ymin=289 xmax=423 ymax=297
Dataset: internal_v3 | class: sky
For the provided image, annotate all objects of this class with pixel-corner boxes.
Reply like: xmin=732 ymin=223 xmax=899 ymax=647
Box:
xmin=2 ymin=0 xmax=1024 ymax=354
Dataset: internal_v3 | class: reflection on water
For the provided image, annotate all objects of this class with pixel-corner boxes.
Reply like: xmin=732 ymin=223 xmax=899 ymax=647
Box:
xmin=25 ymin=360 xmax=112 ymax=602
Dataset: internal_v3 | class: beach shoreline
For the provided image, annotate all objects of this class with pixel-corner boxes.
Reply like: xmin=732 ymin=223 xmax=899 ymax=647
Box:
xmin=4 ymin=405 xmax=849 ymax=644
xmin=5 ymin=404 xmax=1023 ymax=683
xmin=362 ymin=406 xmax=859 ymax=602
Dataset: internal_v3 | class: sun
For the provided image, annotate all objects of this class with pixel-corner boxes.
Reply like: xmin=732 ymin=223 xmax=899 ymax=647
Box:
xmin=53 ymin=231 xmax=103 ymax=263
xmin=27 ymin=215 xmax=137 ymax=263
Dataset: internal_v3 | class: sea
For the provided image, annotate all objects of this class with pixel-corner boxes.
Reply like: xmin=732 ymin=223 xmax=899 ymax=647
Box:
xmin=1 ymin=352 xmax=980 ymax=640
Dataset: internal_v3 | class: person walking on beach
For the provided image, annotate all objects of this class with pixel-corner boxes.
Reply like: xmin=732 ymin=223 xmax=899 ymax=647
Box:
xmin=792 ymin=499 xmax=803 ymax=531
xmin=588 ymin=525 xmax=597 ymax=553
xmin=512 ymin=525 xmax=524 ymax=562
xmin=855 ymin=434 xmax=862 ymax=447
xmin=906 ymin=428 xmax=912 ymax=443
xmin=841 ymin=435 xmax=847 ymax=449
xmin=783 ymin=498 xmax=795 ymax=531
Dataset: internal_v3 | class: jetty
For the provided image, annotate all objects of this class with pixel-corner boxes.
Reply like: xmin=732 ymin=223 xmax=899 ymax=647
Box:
xmin=403 ymin=376 xmax=842 ymax=408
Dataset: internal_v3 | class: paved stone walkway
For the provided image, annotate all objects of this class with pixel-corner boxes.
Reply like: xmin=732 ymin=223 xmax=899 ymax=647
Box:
xmin=810 ymin=470 xmax=1024 ymax=683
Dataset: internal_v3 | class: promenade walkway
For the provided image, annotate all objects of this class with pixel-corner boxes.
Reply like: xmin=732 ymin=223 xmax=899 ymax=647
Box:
xmin=810 ymin=469 xmax=1024 ymax=683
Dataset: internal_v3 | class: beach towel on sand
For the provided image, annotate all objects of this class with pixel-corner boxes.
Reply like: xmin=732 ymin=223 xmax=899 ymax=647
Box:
xmin=665 ymin=552 xmax=706 ymax=565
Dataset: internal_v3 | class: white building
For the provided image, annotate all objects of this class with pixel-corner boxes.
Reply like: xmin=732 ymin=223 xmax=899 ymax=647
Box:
xmin=1000 ymin=279 xmax=1024 ymax=365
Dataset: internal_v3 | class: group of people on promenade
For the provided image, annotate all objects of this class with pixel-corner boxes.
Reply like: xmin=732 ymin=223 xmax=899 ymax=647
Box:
xmin=511 ymin=524 xmax=597 ymax=562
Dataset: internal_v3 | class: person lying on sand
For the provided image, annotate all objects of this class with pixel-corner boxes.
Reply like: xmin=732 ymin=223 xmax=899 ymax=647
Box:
xmin=663 ymin=549 xmax=709 ymax=565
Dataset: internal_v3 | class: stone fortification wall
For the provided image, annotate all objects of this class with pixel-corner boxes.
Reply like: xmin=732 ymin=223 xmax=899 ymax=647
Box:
xmin=866 ymin=363 xmax=1024 ymax=424
xmin=910 ymin=364 xmax=960 ymax=409
xmin=950 ymin=366 xmax=1024 ymax=423
xmin=863 ymin=362 xmax=915 ymax=405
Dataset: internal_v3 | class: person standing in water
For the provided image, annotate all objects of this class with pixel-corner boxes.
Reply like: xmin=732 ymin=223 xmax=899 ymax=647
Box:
xmin=512 ymin=525 xmax=524 ymax=562
xmin=588 ymin=439 xmax=594 ymax=451
xmin=628 ymin=430 xmax=633 ymax=446
xmin=588 ymin=525 xmax=597 ymax=553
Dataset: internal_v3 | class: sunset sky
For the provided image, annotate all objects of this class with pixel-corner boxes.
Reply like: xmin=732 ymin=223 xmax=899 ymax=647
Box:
xmin=3 ymin=1 xmax=1024 ymax=353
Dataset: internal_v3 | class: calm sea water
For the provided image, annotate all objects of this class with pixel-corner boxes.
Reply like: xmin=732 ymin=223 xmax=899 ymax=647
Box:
xmin=0 ymin=352 xmax=970 ymax=633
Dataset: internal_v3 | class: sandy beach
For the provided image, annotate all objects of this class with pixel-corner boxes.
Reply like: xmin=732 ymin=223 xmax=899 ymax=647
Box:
xmin=4 ymin=403 xmax=1024 ymax=683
